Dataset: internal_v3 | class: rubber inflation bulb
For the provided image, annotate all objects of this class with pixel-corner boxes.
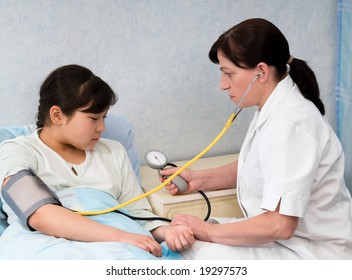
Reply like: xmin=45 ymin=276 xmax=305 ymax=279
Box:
xmin=168 ymin=175 xmax=188 ymax=192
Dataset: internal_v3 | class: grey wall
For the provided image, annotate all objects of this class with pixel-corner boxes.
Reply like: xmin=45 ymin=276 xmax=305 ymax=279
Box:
xmin=0 ymin=0 xmax=338 ymax=163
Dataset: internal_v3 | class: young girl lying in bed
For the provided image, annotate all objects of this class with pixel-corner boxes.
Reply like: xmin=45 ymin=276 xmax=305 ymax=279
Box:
xmin=0 ymin=64 xmax=194 ymax=260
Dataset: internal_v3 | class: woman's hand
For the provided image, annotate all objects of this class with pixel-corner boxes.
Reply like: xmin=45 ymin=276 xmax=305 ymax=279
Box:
xmin=171 ymin=213 xmax=214 ymax=242
xmin=152 ymin=224 xmax=195 ymax=251
xmin=172 ymin=208 xmax=299 ymax=246
xmin=159 ymin=167 xmax=198 ymax=195
xmin=160 ymin=161 xmax=238 ymax=195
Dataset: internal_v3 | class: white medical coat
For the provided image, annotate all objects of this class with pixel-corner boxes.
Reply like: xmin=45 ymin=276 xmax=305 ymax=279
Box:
xmin=182 ymin=76 xmax=352 ymax=260
xmin=237 ymin=75 xmax=352 ymax=259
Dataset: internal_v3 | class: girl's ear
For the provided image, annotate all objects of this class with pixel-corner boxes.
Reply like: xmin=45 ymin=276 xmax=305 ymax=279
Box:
xmin=49 ymin=106 xmax=64 ymax=125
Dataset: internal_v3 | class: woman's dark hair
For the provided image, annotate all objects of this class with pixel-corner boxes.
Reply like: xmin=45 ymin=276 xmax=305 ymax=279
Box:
xmin=36 ymin=64 xmax=118 ymax=128
xmin=209 ymin=18 xmax=325 ymax=115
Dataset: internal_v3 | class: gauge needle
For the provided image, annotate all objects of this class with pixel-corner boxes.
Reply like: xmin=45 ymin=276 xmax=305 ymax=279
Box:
xmin=154 ymin=155 xmax=162 ymax=163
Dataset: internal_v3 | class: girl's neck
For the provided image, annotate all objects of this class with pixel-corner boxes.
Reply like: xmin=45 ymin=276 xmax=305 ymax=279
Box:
xmin=38 ymin=127 xmax=86 ymax=165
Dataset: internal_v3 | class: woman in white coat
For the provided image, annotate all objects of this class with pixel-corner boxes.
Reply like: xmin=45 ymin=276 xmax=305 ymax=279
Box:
xmin=162 ymin=18 xmax=352 ymax=259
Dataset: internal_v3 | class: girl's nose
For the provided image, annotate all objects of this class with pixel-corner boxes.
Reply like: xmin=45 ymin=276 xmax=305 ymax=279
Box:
xmin=97 ymin=119 xmax=105 ymax=132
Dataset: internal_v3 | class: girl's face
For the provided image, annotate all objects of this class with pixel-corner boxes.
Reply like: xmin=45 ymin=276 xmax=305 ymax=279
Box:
xmin=217 ymin=52 xmax=261 ymax=108
xmin=60 ymin=109 xmax=107 ymax=151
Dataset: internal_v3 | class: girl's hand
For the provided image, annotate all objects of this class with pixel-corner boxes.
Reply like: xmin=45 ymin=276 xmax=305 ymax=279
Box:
xmin=117 ymin=231 xmax=163 ymax=257
xmin=152 ymin=225 xmax=195 ymax=252
xmin=163 ymin=225 xmax=195 ymax=251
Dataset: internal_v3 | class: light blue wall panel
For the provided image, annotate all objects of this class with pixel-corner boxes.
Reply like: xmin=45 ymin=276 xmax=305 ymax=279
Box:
xmin=0 ymin=0 xmax=338 ymax=163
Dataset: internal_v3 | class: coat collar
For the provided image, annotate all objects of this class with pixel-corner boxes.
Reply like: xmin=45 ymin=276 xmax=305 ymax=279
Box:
xmin=249 ymin=75 xmax=296 ymax=138
xmin=239 ymin=75 xmax=296 ymax=163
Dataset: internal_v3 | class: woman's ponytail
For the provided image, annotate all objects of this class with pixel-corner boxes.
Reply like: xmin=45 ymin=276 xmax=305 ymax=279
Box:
xmin=289 ymin=58 xmax=325 ymax=115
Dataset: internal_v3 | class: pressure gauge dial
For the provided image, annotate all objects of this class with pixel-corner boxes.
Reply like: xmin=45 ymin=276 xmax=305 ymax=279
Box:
xmin=144 ymin=150 xmax=188 ymax=192
xmin=144 ymin=150 xmax=168 ymax=169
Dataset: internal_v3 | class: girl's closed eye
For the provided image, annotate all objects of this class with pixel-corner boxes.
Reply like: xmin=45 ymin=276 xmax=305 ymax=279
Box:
xmin=89 ymin=113 xmax=107 ymax=121
xmin=88 ymin=114 xmax=101 ymax=121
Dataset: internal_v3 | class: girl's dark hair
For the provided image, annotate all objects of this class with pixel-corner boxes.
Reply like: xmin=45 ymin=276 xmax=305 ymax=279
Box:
xmin=209 ymin=18 xmax=325 ymax=115
xmin=36 ymin=64 xmax=118 ymax=128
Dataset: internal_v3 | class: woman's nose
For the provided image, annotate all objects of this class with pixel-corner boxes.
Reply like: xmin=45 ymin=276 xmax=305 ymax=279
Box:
xmin=220 ymin=76 xmax=230 ymax=91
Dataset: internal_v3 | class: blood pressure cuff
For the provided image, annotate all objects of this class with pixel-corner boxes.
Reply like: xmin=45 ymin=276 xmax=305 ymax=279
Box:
xmin=1 ymin=169 xmax=61 ymax=229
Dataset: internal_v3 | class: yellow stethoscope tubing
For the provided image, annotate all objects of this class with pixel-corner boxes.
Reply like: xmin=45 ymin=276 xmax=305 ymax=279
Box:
xmin=77 ymin=111 xmax=240 ymax=216
xmin=77 ymin=73 xmax=262 ymax=216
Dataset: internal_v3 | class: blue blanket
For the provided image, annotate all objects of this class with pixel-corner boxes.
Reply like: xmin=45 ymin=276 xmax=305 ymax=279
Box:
xmin=0 ymin=188 xmax=183 ymax=260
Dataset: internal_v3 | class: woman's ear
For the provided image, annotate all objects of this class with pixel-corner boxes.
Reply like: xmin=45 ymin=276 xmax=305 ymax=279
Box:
xmin=49 ymin=106 xmax=64 ymax=125
xmin=257 ymin=62 xmax=270 ymax=81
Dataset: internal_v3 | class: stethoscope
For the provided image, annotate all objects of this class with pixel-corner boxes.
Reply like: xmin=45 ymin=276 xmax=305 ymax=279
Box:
xmin=76 ymin=73 xmax=263 ymax=218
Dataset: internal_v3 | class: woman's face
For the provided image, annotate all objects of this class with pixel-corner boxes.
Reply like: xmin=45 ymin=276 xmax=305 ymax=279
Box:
xmin=217 ymin=52 xmax=261 ymax=108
